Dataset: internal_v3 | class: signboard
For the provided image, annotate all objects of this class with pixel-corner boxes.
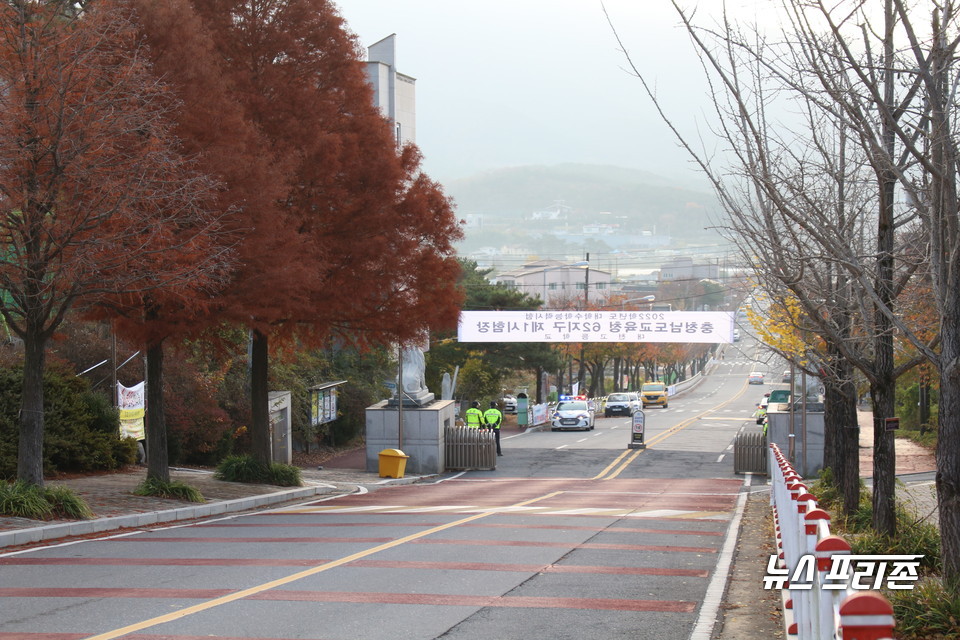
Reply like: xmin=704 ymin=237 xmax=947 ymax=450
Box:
xmin=630 ymin=410 xmax=646 ymax=449
xmin=310 ymin=381 xmax=346 ymax=427
xmin=885 ymin=417 xmax=900 ymax=431
xmin=458 ymin=311 xmax=734 ymax=343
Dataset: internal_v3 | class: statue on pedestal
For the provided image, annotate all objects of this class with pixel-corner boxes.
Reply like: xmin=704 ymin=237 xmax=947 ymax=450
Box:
xmin=389 ymin=343 xmax=434 ymax=407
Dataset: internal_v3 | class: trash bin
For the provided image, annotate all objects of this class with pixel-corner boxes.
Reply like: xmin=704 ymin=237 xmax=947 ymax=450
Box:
xmin=378 ymin=448 xmax=409 ymax=478
xmin=517 ymin=393 xmax=528 ymax=426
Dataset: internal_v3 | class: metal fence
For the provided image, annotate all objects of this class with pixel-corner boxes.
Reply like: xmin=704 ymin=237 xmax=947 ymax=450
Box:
xmin=444 ymin=426 xmax=496 ymax=471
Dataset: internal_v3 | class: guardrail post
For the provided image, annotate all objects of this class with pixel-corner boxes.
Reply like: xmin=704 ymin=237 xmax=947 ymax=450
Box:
xmin=839 ymin=592 xmax=895 ymax=640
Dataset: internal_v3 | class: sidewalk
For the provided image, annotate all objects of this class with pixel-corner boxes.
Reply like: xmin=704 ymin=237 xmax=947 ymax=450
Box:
xmin=856 ymin=410 xmax=939 ymax=526
xmin=0 ymin=450 xmax=420 ymax=550
xmin=0 ymin=414 xmax=542 ymax=550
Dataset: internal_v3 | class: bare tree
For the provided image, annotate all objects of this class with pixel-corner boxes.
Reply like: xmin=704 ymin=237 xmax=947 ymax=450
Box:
xmin=610 ymin=0 xmax=960 ymax=591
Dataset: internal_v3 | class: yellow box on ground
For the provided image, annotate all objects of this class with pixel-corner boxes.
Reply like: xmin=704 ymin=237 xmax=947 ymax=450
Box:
xmin=378 ymin=448 xmax=409 ymax=478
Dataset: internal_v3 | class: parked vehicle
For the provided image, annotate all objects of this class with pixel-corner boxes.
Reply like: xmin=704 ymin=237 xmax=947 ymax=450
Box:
xmin=640 ymin=382 xmax=668 ymax=409
xmin=781 ymin=370 xmax=792 ymax=383
xmin=501 ymin=395 xmax=517 ymax=414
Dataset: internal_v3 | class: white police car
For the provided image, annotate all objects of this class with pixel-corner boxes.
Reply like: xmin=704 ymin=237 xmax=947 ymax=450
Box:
xmin=551 ymin=396 xmax=595 ymax=431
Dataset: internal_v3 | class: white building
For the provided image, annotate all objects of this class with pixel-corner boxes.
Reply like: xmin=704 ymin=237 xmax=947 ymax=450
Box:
xmin=658 ymin=257 xmax=720 ymax=282
xmin=495 ymin=260 xmax=613 ymax=307
xmin=364 ymin=35 xmax=416 ymax=146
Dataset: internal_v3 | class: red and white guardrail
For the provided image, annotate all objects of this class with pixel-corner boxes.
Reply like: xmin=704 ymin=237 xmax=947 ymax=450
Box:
xmin=768 ymin=443 xmax=896 ymax=639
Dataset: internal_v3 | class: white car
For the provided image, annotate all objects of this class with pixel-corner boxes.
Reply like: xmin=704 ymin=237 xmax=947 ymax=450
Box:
xmin=748 ymin=371 xmax=765 ymax=384
xmin=551 ymin=399 xmax=595 ymax=431
xmin=604 ymin=392 xmax=636 ymax=417
xmin=501 ymin=396 xmax=517 ymax=414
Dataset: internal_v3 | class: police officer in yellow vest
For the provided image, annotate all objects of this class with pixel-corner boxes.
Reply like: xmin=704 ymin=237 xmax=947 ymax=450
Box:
xmin=484 ymin=401 xmax=504 ymax=456
xmin=465 ymin=401 xmax=484 ymax=428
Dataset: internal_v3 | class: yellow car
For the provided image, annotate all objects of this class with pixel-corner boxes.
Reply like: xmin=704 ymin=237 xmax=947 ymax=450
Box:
xmin=641 ymin=382 xmax=668 ymax=409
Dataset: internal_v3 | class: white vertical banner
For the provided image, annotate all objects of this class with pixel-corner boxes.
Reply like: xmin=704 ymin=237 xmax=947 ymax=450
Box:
xmin=117 ymin=381 xmax=145 ymax=440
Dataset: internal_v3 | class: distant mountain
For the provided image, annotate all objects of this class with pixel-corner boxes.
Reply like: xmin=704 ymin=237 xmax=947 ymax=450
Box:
xmin=442 ymin=163 xmax=721 ymax=240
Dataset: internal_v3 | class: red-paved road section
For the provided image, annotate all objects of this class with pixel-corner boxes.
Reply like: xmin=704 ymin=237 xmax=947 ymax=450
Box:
xmin=0 ymin=476 xmax=742 ymax=640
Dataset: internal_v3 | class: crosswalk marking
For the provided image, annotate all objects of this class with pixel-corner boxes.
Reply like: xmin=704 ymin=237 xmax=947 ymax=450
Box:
xmin=280 ymin=504 xmax=731 ymax=520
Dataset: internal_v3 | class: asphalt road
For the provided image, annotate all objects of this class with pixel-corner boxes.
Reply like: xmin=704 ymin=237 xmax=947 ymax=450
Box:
xmin=0 ymin=343 xmax=784 ymax=640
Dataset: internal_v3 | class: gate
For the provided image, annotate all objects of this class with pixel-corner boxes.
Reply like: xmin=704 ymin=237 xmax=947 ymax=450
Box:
xmin=733 ymin=430 xmax=768 ymax=475
xmin=444 ymin=426 xmax=496 ymax=471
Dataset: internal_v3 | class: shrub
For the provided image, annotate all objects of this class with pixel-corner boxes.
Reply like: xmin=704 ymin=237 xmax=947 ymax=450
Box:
xmin=0 ymin=480 xmax=93 ymax=520
xmin=0 ymin=481 xmax=52 ymax=519
xmin=215 ymin=454 xmax=269 ymax=483
xmin=215 ymin=455 xmax=301 ymax=486
xmin=0 ymin=365 xmax=136 ymax=479
xmin=268 ymin=462 xmax=302 ymax=487
xmin=133 ymin=477 xmax=204 ymax=503
xmin=887 ymin=578 xmax=960 ymax=640
xmin=162 ymin=355 xmax=235 ymax=467
xmin=43 ymin=484 xmax=94 ymax=519
xmin=812 ymin=469 xmax=942 ymax=575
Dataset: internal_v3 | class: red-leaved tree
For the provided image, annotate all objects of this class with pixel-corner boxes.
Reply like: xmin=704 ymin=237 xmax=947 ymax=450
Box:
xmin=136 ymin=0 xmax=460 ymax=470
xmin=0 ymin=0 xmax=226 ymax=486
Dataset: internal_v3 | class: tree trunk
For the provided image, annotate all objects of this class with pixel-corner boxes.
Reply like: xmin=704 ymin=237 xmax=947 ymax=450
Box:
xmin=145 ymin=340 xmax=170 ymax=484
xmin=824 ymin=366 xmax=860 ymax=516
xmin=869 ymin=0 xmax=897 ymax=539
xmin=17 ymin=325 xmax=46 ymax=487
xmin=937 ymin=315 xmax=960 ymax=590
xmin=250 ymin=328 xmax=272 ymax=467
xmin=870 ymin=378 xmax=897 ymax=536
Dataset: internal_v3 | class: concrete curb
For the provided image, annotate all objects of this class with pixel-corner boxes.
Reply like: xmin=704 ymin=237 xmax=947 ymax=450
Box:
xmin=0 ymin=474 xmax=434 ymax=550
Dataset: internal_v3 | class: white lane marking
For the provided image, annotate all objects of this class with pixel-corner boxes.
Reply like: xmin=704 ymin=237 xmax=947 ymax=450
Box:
xmin=717 ymin=454 xmax=726 ymax=463
xmin=690 ymin=474 xmax=752 ymax=640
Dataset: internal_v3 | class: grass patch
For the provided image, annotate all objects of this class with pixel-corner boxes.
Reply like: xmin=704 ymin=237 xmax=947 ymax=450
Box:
xmin=133 ymin=476 xmax=204 ymax=503
xmin=810 ymin=468 xmax=956 ymax=637
xmin=0 ymin=480 xmax=92 ymax=520
xmin=899 ymin=427 xmax=938 ymax=449
xmin=215 ymin=454 xmax=302 ymax=487
xmin=887 ymin=578 xmax=960 ymax=640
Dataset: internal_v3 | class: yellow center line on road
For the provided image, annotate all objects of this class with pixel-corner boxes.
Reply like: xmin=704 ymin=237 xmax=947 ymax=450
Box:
xmin=596 ymin=380 xmax=753 ymax=481
xmin=591 ymin=449 xmax=632 ymax=480
xmin=83 ymin=491 xmax=565 ymax=640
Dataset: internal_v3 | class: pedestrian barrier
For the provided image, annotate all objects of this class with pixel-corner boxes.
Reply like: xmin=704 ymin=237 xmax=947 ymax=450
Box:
xmin=733 ymin=430 xmax=768 ymax=475
xmin=768 ymin=443 xmax=896 ymax=639
xmin=444 ymin=426 xmax=496 ymax=471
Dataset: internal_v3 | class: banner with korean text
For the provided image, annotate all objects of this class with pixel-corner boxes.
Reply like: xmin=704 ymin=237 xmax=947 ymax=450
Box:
xmin=117 ymin=381 xmax=145 ymax=440
xmin=458 ymin=311 xmax=735 ymax=343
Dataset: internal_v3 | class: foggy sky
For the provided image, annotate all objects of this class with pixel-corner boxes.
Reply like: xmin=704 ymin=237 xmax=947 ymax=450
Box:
xmin=336 ymin=1 xmax=772 ymax=185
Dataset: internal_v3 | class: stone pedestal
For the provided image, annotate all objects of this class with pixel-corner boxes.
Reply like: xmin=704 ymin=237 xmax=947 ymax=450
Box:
xmin=365 ymin=399 xmax=456 ymax=475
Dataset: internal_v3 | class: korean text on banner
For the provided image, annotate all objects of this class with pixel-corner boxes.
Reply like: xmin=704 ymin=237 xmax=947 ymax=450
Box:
xmin=117 ymin=381 xmax=145 ymax=440
xmin=458 ymin=311 xmax=735 ymax=343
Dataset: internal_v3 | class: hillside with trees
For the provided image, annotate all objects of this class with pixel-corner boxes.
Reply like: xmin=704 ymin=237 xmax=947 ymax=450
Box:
xmin=446 ymin=163 xmax=721 ymax=243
